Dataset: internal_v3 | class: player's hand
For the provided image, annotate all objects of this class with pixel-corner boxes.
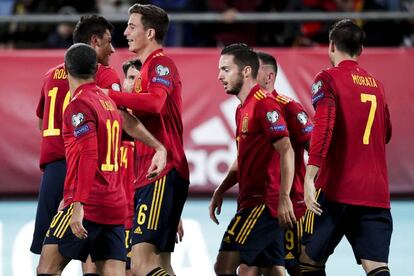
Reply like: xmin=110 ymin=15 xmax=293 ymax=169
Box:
xmin=209 ymin=188 xmax=223 ymax=225
xmin=175 ymin=218 xmax=184 ymax=243
xmin=57 ymin=199 xmax=65 ymax=211
xmin=278 ymin=195 xmax=296 ymax=228
xmin=70 ymin=202 xmax=88 ymax=239
xmin=304 ymin=179 xmax=322 ymax=216
xmin=146 ymin=146 xmax=167 ymax=179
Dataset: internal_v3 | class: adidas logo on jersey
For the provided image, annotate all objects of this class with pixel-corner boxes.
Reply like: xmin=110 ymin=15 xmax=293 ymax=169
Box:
xmin=223 ymin=235 xmax=231 ymax=243
xmin=285 ymin=252 xmax=295 ymax=260
xmin=134 ymin=226 xmax=143 ymax=235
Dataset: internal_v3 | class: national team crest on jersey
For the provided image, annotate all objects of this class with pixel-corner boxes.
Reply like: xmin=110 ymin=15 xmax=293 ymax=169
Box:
xmin=111 ymin=83 xmax=121 ymax=91
xmin=155 ymin=65 xmax=170 ymax=76
xmin=134 ymin=77 xmax=142 ymax=93
xmin=266 ymin=111 xmax=279 ymax=123
xmin=241 ymin=115 xmax=249 ymax=133
xmin=71 ymin=113 xmax=84 ymax=127
xmin=297 ymin=112 xmax=308 ymax=125
xmin=311 ymin=80 xmax=322 ymax=95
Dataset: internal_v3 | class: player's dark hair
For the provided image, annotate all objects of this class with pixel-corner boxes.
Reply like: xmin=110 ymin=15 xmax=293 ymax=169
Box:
xmin=329 ymin=19 xmax=365 ymax=57
xmin=256 ymin=51 xmax=278 ymax=75
xmin=128 ymin=4 xmax=169 ymax=44
xmin=73 ymin=15 xmax=114 ymax=44
xmin=65 ymin=43 xmax=97 ymax=79
xmin=122 ymin=59 xmax=142 ymax=76
xmin=221 ymin=43 xmax=259 ymax=79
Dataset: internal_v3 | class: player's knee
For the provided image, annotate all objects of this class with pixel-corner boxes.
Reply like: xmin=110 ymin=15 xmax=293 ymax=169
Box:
xmin=366 ymin=266 xmax=390 ymax=276
xmin=299 ymin=262 xmax=326 ymax=276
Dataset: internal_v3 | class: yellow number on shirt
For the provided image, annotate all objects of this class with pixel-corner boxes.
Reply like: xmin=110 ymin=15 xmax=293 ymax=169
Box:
xmin=285 ymin=229 xmax=295 ymax=250
xmin=43 ymin=87 xmax=70 ymax=137
xmin=227 ymin=215 xmax=241 ymax=236
xmin=101 ymin=120 xmax=120 ymax=172
xmin=137 ymin=204 xmax=148 ymax=225
xmin=360 ymin=93 xmax=377 ymax=145
xmin=120 ymin=146 xmax=128 ymax=168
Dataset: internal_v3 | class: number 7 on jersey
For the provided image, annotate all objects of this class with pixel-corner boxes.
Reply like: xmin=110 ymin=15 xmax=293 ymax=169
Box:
xmin=360 ymin=93 xmax=377 ymax=145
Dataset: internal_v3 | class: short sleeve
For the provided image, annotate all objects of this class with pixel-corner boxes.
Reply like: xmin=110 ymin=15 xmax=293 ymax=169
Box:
xmin=256 ymin=98 xmax=289 ymax=142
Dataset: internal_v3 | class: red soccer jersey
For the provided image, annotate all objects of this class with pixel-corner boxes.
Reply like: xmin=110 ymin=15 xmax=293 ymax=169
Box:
xmin=309 ymin=60 xmax=392 ymax=208
xmin=109 ymin=49 xmax=189 ymax=188
xmin=120 ymin=140 xmax=135 ymax=229
xmin=266 ymin=92 xmax=313 ymax=219
xmin=236 ymin=85 xmax=289 ymax=213
xmin=36 ymin=63 xmax=70 ymax=168
xmin=36 ymin=63 xmax=121 ymax=169
xmin=62 ymin=82 xmax=126 ymax=225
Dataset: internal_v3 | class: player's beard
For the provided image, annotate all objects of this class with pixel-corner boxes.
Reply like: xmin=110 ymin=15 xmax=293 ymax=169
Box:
xmin=226 ymin=72 xmax=244 ymax=95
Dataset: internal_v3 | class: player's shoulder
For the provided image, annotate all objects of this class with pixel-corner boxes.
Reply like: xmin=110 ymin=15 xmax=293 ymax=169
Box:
xmin=149 ymin=53 xmax=177 ymax=71
xmin=97 ymin=63 xmax=118 ymax=75
xmin=255 ymin=90 xmax=283 ymax=111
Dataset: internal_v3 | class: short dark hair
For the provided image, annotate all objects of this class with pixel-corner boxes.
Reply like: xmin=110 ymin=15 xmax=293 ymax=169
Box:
xmin=256 ymin=51 xmax=278 ymax=75
xmin=128 ymin=4 xmax=169 ymax=44
xmin=329 ymin=19 xmax=365 ymax=57
xmin=65 ymin=43 xmax=97 ymax=79
xmin=122 ymin=59 xmax=142 ymax=76
xmin=221 ymin=43 xmax=259 ymax=79
xmin=73 ymin=15 xmax=114 ymax=44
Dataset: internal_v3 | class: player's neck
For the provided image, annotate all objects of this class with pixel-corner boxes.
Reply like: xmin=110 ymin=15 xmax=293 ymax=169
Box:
xmin=333 ymin=52 xmax=357 ymax=67
xmin=136 ymin=43 xmax=162 ymax=64
xmin=68 ymin=77 xmax=94 ymax=98
xmin=238 ymin=79 xmax=258 ymax=104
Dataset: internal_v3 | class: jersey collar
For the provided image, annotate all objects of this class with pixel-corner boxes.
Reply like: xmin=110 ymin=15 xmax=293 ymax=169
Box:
xmin=73 ymin=82 xmax=97 ymax=98
xmin=337 ymin=60 xmax=358 ymax=68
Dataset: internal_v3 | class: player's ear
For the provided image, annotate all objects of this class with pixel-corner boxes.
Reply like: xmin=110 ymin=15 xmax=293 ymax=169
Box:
xmin=90 ymin=34 xmax=99 ymax=47
xmin=243 ymin=65 xmax=252 ymax=79
xmin=147 ymin=28 xmax=155 ymax=40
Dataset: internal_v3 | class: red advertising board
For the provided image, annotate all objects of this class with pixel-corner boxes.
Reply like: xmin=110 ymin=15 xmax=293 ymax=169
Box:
xmin=0 ymin=48 xmax=412 ymax=195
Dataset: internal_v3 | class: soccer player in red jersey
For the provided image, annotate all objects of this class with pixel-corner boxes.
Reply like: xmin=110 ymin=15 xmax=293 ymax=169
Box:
xmin=120 ymin=58 xmax=141 ymax=276
xmin=107 ymin=4 xmax=190 ymax=276
xmin=209 ymin=43 xmax=295 ymax=276
xmin=36 ymin=43 xmax=167 ymax=276
xmin=239 ymin=51 xmax=313 ymax=276
xmin=31 ymin=15 xmax=121 ymax=264
xmin=300 ymin=20 xmax=393 ymax=276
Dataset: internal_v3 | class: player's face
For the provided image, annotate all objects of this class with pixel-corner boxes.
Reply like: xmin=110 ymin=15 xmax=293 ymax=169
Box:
xmin=124 ymin=13 xmax=148 ymax=54
xmin=218 ymin=54 xmax=243 ymax=95
xmin=95 ymin=29 xmax=114 ymax=66
xmin=123 ymin=66 xmax=140 ymax=93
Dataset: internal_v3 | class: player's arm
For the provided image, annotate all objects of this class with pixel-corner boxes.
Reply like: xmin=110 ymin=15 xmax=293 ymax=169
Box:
xmin=38 ymin=119 xmax=43 ymax=131
xmin=306 ymin=72 xmax=337 ymax=215
xmin=209 ymin=160 xmax=238 ymax=225
xmin=273 ymin=137 xmax=296 ymax=227
xmin=385 ymin=104 xmax=392 ymax=144
xmin=118 ymin=109 xmax=166 ymax=179
xmin=109 ymin=88 xmax=167 ymax=114
xmin=65 ymin=101 xmax=98 ymax=239
xmin=110 ymin=58 xmax=174 ymax=114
